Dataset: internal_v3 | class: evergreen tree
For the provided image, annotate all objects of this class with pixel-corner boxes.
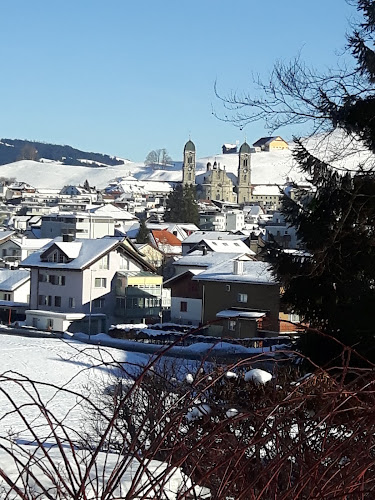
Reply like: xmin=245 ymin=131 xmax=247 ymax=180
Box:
xmin=164 ymin=184 xmax=199 ymax=225
xmin=272 ymin=2 xmax=375 ymax=365
xmin=217 ymin=1 xmax=375 ymax=365
xmin=136 ymin=218 xmax=150 ymax=244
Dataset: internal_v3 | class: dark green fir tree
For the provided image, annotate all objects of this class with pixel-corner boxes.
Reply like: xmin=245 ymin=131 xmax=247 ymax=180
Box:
xmin=266 ymin=1 xmax=375 ymax=365
xmin=216 ymin=0 xmax=375 ymax=366
xmin=164 ymin=184 xmax=199 ymax=226
xmin=136 ymin=218 xmax=150 ymax=244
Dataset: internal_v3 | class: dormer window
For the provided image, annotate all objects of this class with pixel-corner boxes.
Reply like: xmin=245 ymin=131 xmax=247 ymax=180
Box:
xmin=47 ymin=251 xmax=58 ymax=263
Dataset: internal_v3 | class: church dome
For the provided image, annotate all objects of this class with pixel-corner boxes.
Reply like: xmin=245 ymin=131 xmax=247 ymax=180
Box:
xmin=184 ymin=140 xmax=196 ymax=152
xmin=239 ymin=142 xmax=251 ymax=154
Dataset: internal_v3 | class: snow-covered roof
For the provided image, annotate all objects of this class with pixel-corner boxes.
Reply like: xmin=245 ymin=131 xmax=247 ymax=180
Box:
xmin=89 ymin=204 xmax=137 ymax=220
xmin=21 ymin=237 xmax=123 ymax=270
xmin=11 ymin=237 xmax=52 ymax=250
xmin=243 ymin=205 xmax=264 ymax=215
xmin=55 ymin=241 xmax=82 ymax=259
xmin=202 ymin=239 xmax=254 ymax=254
xmin=0 ymin=269 xmax=30 ymax=291
xmin=0 ymin=230 xmax=16 ymax=242
xmin=216 ymin=310 xmax=266 ymax=319
xmin=174 ymin=251 xmax=246 ymax=268
xmin=252 ymin=185 xmax=282 ymax=196
xmin=193 ymin=259 xmax=276 ymax=285
xmin=183 ymin=231 xmax=246 ymax=244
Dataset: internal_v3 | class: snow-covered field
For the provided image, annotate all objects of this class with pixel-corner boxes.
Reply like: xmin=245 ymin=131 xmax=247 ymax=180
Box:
xmin=0 ymin=334 xmax=148 ymax=439
xmin=0 ymin=334 xmax=213 ymax=498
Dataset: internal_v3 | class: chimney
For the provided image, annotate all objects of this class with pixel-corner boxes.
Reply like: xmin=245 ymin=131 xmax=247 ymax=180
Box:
xmin=233 ymin=260 xmax=244 ymax=275
xmin=63 ymin=234 xmax=75 ymax=242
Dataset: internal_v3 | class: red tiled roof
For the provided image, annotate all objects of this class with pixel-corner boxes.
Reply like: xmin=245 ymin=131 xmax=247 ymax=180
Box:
xmin=151 ymin=229 xmax=181 ymax=247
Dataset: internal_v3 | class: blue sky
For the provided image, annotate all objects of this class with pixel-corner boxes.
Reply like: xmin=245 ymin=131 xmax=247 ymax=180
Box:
xmin=0 ymin=1 xmax=357 ymax=162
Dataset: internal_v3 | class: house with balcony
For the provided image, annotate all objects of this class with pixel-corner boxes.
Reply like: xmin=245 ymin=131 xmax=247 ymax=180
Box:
xmin=114 ymin=270 xmax=168 ymax=324
xmin=20 ymin=236 xmax=159 ymax=333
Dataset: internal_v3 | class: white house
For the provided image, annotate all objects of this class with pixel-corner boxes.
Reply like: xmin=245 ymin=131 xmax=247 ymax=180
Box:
xmin=20 ymin=236 xmax=156 ymax=333
xmin=0 ymin=268 xmax=30 ymax=323
xmin=40 ymin=212 xmax=115 ymax=239
xmin=0 ymin=235 xmax=52 ymax=266
xmin=225 ymin=211 xmax=245 ymax=232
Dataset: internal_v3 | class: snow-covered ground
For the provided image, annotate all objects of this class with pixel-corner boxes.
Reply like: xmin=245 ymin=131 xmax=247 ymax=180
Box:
xmin=0 ymin=334 xmax=213 ymax=498
xmin=0 ymin=335 xmax=149 ymax=440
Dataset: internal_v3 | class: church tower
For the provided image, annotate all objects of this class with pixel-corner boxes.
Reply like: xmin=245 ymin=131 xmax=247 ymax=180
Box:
xmin=237 ymin=141 xmax=252 ymax=204
xmin=182 ymin=140 xmax=196 ymax=186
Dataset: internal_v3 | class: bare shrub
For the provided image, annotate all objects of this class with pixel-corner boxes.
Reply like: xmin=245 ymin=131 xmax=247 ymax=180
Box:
xmin=0 ymin=337 xmax=375 ymax=498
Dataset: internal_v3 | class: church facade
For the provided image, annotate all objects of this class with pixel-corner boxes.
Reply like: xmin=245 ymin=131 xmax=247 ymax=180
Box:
xmin=200 ymin=161 xmax=237 ymax=203
xmin=181 ymin=139 xmax=252 ymax=204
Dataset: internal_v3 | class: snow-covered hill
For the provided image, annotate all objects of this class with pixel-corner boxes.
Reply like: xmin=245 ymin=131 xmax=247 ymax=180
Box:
xmin=0 ymin=132 xmax=372 ymax=189
xmin=0 ymin=150 xmax=301 ymax=189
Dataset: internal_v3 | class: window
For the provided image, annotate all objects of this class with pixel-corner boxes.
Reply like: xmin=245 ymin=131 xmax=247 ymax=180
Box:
xmin=38 ymin=295 xmax=52 ymax=306
xmin=119 ymin=255 xmax=128 ymax=270
xmin=93 ymin=297 xmax=105 ymax=308
xmin=180 ymin=301 xmax=187 ymax=312
xmin=99 ymin=255 xmax=109 ymax=270
xmin=228 ymin=320 xmax=236 ymax=331
xmin=47 ymin=319 xmax=54 ymax=329
xmin=69 ymin=297 xmax=75 ymax=308
xmin=3 ymin=293 xmax=10 ymax=301
xmin=226 ymin=284 xmax=231 ymax=292
xmin=237 ymin=293 xmax=248 ymax=303
xmin=95 ymin=278 xmax=107 ymax=288
xmin=54 ymin=296 xmax=61 ymax=307
xmin=116 ymin=297 xmax=126 ymax=309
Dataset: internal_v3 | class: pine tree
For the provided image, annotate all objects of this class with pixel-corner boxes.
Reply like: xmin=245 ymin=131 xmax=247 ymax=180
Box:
xmin=164 ymin=184 xmax=199 ymax=225
xmin=216 ymin=1 xmax=375 ymax=365
xmin=263 ymin=2 xmax=375 ymax=365
xmin=136 ymin=218 xmax=150 ymax=244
